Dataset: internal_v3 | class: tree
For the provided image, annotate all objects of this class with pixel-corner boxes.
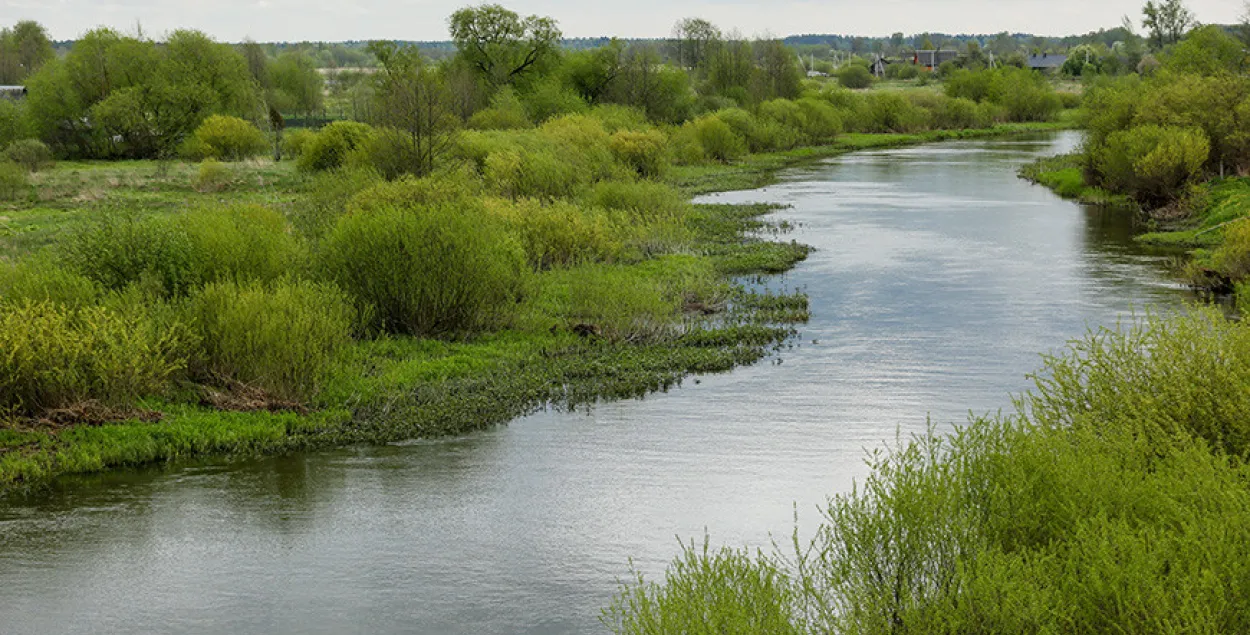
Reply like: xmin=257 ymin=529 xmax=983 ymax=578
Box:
xmin=890 ymin=32 xmax=905 ymax=54
xmin=564 ymin=40 xmax=624 ymax=104
xmin=240 ymin=40 xmax=270 ymax=91
xmin=366 ymin=41 xmax=457 ymax=178
xmin=1142 ymin=0 xmax=1194 ymax=50
xmin=0 ymin=21 xmax=55 ymax=84
xmin=448 ymin=4 xmax=561 ymax=86
xmin=605 ymin=44 xmax=694 ymax=124
xmin=670 ymin=18 xmax=721 ymax=71
xmin=270 ymin=51 xmax=324 ymax=117
xmin=1239 ymin=2 xmax=1250 ymax=46
xmin=753 ymin=39 xmax=802 ymax=101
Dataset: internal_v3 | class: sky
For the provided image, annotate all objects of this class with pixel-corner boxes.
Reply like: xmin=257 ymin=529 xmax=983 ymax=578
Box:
xmin=2 ymin=0 xmax=1243 ymax=43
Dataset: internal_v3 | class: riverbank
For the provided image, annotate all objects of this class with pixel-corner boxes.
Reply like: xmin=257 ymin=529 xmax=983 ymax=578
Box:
xmin=0 ymin=123 xmax=1069 ymax=497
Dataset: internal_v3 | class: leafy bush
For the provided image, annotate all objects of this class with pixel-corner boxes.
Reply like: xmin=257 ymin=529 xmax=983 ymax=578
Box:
xmin=317 ymin=200 xmax=525 ymax=336
xmin=1095 ymin=125 xmax=1210 ymax=204
xmin=186 ymin=115 xmax=267 ymax=161
xmin=691 ymin=115 xmax=746 ymax=162
xmin=0 ymin=100 xmax=30 ymax=151
xmin=485 ymin=147 xmax=580 ymax=199
xmin=587 ymin=104 xmax=650 ymax=133
xmin=861 ymin=92 xmax=929 ymax=133
xmin=486 ymin=197 xmax=621 ymax=270
xmin=186 ymin=279 xmax=356 ymax=402
xmin=0 ymin=257 xmax=100 ymax=309
xmin=2 ymin=139 xmax=54 ymax=172
xmin=0 ymin=160 xmax=29 ymax=201
xmin=61 ymin=205 xmax=300 ymax=296
xmin=522 ymin=77 xmax=588 ymax=123
xmin=795 ymin=98 xmax=843 ymax=143
xmin=586 ymin=180 xmax=687 ymax=223
xmin=837 ymin=64 xmax=873 ymax=89
xmin=347 ymin=126 xmax=427 ymax=181
xmin=297 ymin=121 xmax=374 ymax=172
xmin=944 ymin=68 xmax=995 ymax=103
xmin=193 ymin=159 xmax=232 ymax=192
xmin=0 ymin=300 xmax=191 ymax=416
xmin=467 ymin=87 xmax=531 ymax=130
xmin=988 ymin=67 xmax=1062 ymax=122
xmin=281 ymin=128 xmax=317 ymax=159
xmin=931 ymin=96 xmax=984 ymax=130
xmin=292 ymin=166 xmax=383 ymax=242
xmin=609 ymin=129 xmax=670 ymax=178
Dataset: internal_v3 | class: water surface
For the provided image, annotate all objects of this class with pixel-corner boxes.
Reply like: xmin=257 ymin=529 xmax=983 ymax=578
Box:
xmin=0 ymin=132 xmax=1191 ymax=634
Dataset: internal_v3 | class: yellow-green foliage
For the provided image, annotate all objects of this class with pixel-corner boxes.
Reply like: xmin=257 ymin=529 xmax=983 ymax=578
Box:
xmin=1095 ymin=124 xmax=1210 ymax=204
xmin=61 ymin=204 xmax=302 ymax=296
xmin=610 ymin=129 xmax=670 ymax=178
xmin=0 ymin=301 xmax=191 ymax=415
xmin=297 ymin=121 xmax=374 ymax=172
xmin=317 ymin=199 xmax=526 ymax=336
xmin=0 ymin=257 xmax=99 ymax=308
xmin=0 ymin=159 xmax=29 ymax=200
xmin=193 ymin=159 xmax=232 ymax=192
xmin=2 ymin=139 xmax=54 ymax=172
xmin=467 ymin=87 xmax=532 ymax=131
xmin=1208 ymin=219 xmax=1250 ymax=282
xmin=185 ymin=115 xmax=268 ymax=161
xmin=520 ymin=256 xmax=719 ymax=342
xmin=585 ymin=180 xmax=687 ymax=223
xmin=484 ymin=197 xmax=623 ymax=270
xmin=292 ymin=166 xmax=383 ymax=242
xmin=281 ymin=128 xmax=317 ymax=158
xmin=613 ymin=309 xmax=1250 ymax=633
xmin=186 ymin=279 xmax=357 ymax=402
xmin=587 ymin=104 xmax=651 ymax=133
xmin=691 ymin=115 xmax=746 ymax=162
xmin=476 ymin=118 xmax=626 ymax=199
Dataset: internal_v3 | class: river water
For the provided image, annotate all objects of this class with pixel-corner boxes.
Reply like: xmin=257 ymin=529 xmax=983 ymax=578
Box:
xmin=0 ymin=132 xmax=1192 ymax=634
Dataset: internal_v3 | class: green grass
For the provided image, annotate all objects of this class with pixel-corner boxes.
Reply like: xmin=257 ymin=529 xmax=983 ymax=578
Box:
xmin=1017 ymin=153 xmax=1130 ymax=206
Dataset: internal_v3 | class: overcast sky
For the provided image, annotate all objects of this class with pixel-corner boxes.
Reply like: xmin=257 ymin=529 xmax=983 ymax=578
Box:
xmin=3 ymin=0 xmax=1243 ymax=43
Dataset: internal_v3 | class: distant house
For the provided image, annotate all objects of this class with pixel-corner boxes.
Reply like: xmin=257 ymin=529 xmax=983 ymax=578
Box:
xmin=912 ymin=50 xmax=959 ymax=70
xmin=806 ymin=70 xmax=828 ymax=78
xmin=1027 ymin=54 xmax=1067 ymax=72
xmin=0 ymin=86 xmax=26 ymax=100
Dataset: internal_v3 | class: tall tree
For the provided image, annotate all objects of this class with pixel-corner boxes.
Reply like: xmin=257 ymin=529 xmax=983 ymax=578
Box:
xmin=367 ymin=41 xmax=457 ymax=178
xmin=448 ymin=4 xmax=561 ymax=86
xmin=670 ymin=18 xmax=721 ymax=71
xmin=1142 ymin=0 xmax=1195 ymax=50
xmin=0 ymin=21 xmax=55 ymax=84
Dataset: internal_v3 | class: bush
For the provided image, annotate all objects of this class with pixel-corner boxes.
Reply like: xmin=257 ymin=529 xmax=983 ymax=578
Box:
xmin=193 ymin=159 xmax=232 ymax=192
xmin=292 ymin=166 xmax=383 ymax=242
xmin=0 ymin=257 xmax=100 ymax=309
xmin=485 ymin=198 xmax=621 ymax=270
xmin=1095 ymin=125 xmax=1210 ymax=204
xmin=348 ymin=126 xmax=424 ymax=181
xmin=691 ymin=115 xmax=746 ymax=162
xmin=297 ymin=121 xmax=374 ymax=172
xmin=281 ymin=128 xmax=317 ymax=159
xmin=989 ymin=67 xmax=1062 ymax=122
xmin=586 ymin=180 xmax=687 ymax=223
xmin=861 ymin=92 xmax=930 ymax=133
xmin=186 ymin=115 xmax=268 ymax=161
xmin=318 ymin=200 xmax=526 ymax=336
xmin=0 ymin=100 xmax=30 ymax=151
xmin=1209 ymin=220 xmax=1250 ymax=282
xmin=0 ymin=160 xmax=29 ymax=201
xmin=0 ymin=300 xmax=191 ymax=416
xmin=186 ymin=279 xmax=356 ymax=402
xmin=795 ymin=98 xmax=843 ymax=143
xmin=522 ymin=77 xmax=588 ymax=123
xmin=467 ymin=87 xmax=531 ymax=130
xmin=485 ymin=147 xmax=580 ymax=200
xmin=944 ymin=68 xmax=995 ymax=103
xmin=609 ymin=129 xmax=670 ymax=178
xmin=2 ymin=139 xmax=54 ymax=172
xmin=587 ymin=105 xmax=650 ymax=133
xmin=837 ymin=64 xmax=873 ymax=89
xmin=61 ymin=205 xmax=300 ymax=296
xmin=931 ymin=96 xmax=985 ymax=130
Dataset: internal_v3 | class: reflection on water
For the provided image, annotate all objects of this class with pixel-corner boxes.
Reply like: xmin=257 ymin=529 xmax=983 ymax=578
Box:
xmin=0 ymin=132 xmax=1193 ymax=635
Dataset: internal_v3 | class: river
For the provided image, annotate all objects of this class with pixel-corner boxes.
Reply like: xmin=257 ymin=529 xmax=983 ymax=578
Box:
xmin=0 ymin=132 xmax=1192 ymax=634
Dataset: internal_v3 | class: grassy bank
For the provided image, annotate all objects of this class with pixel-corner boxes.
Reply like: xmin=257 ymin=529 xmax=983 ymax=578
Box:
xmin=0 ymin=112 xmax=1068 ymax=496
xmin=1017 ymin=152 xmax=1130 ymax=207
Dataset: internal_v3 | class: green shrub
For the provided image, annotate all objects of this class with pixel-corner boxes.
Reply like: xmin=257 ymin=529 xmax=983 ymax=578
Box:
xmin=522 ymin=77 xmax=588 ymax=123
xmin=1058 ymin=91 xmax=1082 ymax=109
xmin=944 ymin=68 xmax=995 ymax=102
xmin=179 ymin=204 xmax=303 ymax=286
xmin=837 ymin=64 xmax=873 ymax=89
xmin=0 ymin=160 xmax=29 ymax=201
xmin=795 ymin=98 xmax=843 ymax=142
xmin=318 ymin=200 xmax=525 ymax=336
xmin=62 ymin=205 xmax=300 ymax=296
xmin=586 ymin=180 xmax=687 ymax=222
xmin=61 ymin=214 xmax=200 ymax=296
xmin=932 ymin=96 xmax=984 ymax=130
xmin=0 ymin=100 xmax=30 ymax=151
xmin=187 ymin=115 xmax=268 ymax=161
xmin=861 ymin=92 xmax=930 ymax=133
xmin=281 ymin=128 xmax=317 ymax=159
xmin=587 ymin=104 xmax=650 ymax=133
xmin=186 ymin=279 xmax=356 ymax=402
xmin=348 ymin=126 xmax=424 ymax=181
xmin=2 ymin=139 xmax=54 ymax=172
xmin=0 ymin=300 xmax=191 ymax=416
xmin=297 ymin=121 xmax=374 ymax=172
xmin=467 ymin=87 xmax=532 ymax=130
xmin=989 ymin=67 xmax=1062 ymax=122
xmin=193 ymin=159 xmax=232 ymax=192
xmin=609 ymin=129 xmax=670 ymax=178
xmin=486 ymin=197 xmax=622 ymax=270
xmin=691 ymin=115 xmax=746 ymax=162
xmin=603 ymin=538 xmax=799 ymax=635
xmin=485 ymin=147 xmax=580 ymax=199
xmin=1095 ymin=124 xmax=1210 ymax=204
xmin=0 ymin=258 xmax=99 ymax=309
xmin=292 ymin=166 xmax=383 ymax=242
xmin=1208 ymin=220 xmax=1250 ymax=282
